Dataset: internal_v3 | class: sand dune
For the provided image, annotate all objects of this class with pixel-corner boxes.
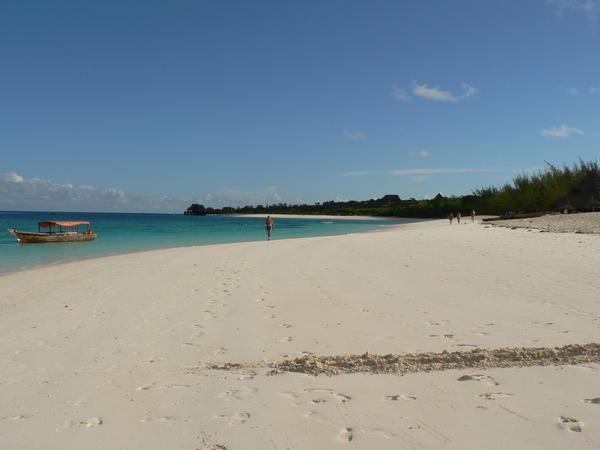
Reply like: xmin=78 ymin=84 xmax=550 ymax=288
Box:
xmin=1 ymin=219 xmax=599 ymax=449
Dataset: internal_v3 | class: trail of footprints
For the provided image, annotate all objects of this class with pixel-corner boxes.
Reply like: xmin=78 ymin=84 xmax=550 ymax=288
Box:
xmin=180 ymin=263 xmax=600 ymax=440
xmin=455 ymin=373 xmax=599 ymax=434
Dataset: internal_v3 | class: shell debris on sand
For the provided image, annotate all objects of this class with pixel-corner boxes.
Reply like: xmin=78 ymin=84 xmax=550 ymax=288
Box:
xmin=203 ymin=343 xmax=600 ymax=376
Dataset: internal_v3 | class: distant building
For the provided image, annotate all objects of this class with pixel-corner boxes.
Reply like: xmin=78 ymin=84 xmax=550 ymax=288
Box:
xmin=379 ymin=194 xmax=402 ymax=202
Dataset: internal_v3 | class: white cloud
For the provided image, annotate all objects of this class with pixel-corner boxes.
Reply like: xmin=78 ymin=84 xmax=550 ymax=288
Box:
xmin=540 ymin=124 xmax=584 ymax=138
xmin=343 ymin=130 xmax=365 ymax=141
xmin=412 ymin=82 xmax=479 ymax=102
xmin=0 ymin=172 xmax=195 ymax=212
xmin=340 ymin=171 xmax=376 ymax=177
xmin=548 ymin=0 xmax=600 ymax=19
xmin=0 ymin=172 xmax=24 ymax=183
xmin=0 ymin=172 xmax=288 ymax=211
xmin=409 ymin=150 xmax=431 ymax=158
xmin=461 ymin=83 xmax=479 ymax=98
xmin=391 ymin=84 xmax=411 ymax=101
xmin=201 ymin=186 xmax=282 ymax=207
xmin=590 ymin=86 xmax=600 ymax=93
xmin=569 ymin=88 xmax=580 ymax=95
xmin=389 ymin=168 xmax=490 ymax=176
xmin=340 ymin=168 xmax=490 ymax=177
xmin=411 ymin=176 xmax=427 ymax=183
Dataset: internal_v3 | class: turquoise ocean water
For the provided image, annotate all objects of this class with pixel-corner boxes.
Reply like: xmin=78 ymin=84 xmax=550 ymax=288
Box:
xmin=0 ymin=211 xmax=413 ymax=274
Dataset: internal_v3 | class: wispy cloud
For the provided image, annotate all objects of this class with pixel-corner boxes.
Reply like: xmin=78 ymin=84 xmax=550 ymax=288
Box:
xmin=342 ymin=130 xmax=366 ymax=141
xmin=389 ymin=168 xmax=490 ymax=176
xmin=391 ymin=84 xmax=411 ymax=101
xmin=409 ymin=150 xmax=431 ymax=158
xmin=0 ymin=172 xmax=24 ymax=183
xmin=201 ymin=186 xmax=282 ymax=207
xmin=340 ymin=168 xmax=490 ymax=177
xmin=541 ymin=124 xmax=584 ymax=138
xmin=569 ymin=86 xmax=600 ymax=95
xmin=0 ymin=171 xmax=284 ymax=212
xmin=548 ymin=0 xmax=600 ymax=19
xmin=0 ymin=172 xmax=186 ymax=212
xmin=340 ymin=171 xmax=377 ymax=177
xmin=412 ymin=82 xmax=479 ymax=102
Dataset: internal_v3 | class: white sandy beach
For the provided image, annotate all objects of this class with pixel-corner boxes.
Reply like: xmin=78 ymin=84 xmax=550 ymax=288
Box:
xmin=1 ymin=219 xmax=600 ymax=449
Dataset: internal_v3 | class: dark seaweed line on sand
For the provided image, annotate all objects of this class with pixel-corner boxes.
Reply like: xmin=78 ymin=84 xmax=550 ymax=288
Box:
xmin=204 ymin=343 xmax=600 ymax=376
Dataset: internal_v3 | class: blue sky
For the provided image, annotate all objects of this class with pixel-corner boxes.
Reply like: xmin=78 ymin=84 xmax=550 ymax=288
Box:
xmin=1 ymin=0 xmax=599 ymax=212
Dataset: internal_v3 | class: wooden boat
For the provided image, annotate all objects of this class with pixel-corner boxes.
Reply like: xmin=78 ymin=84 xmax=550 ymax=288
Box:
xmin=7 ymin=221 xmax=97 ymax=244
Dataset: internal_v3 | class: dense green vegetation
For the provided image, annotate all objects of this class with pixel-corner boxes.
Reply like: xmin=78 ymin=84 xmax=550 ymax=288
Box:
xmin=185 ymin=160 xmax=599 ymax=218
xmin=473 ymin=160 xmax=598 ymax=215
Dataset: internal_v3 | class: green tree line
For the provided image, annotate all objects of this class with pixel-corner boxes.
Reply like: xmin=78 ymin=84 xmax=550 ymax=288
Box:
xmin=186 ymin=159 xmax=599 ymax=218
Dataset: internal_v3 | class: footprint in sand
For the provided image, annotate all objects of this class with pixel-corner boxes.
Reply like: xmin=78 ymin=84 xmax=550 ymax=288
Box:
xmin=277 ymin=391 xmax=302 ymax=406
xmin=2 ymin=414 xmax=33 ymax=420
xmin=479 ymin=392 xmax=513 ymax=400
xmin=279 ymin=323 xmax=293 ymax=328
xmin=303 ymin=388 xmax=351 ymax=403
xmin=426 ymin=320 xmax=450 ymax=326
xmin=301 ymin=410 xmax=326 ymax=422
xmin=202 ymin=310 xmax=216 ymax=320
xmin=584 ymin=398 xmax=600 ymax=405
xmin=141 ymin=416 xmax=176 ymax=424
xmin=385 ymin=394 xmax=417 ymax=401
xmin=214 ymin=411 xmax=250 ymax=426
xmin=218 ymin=387 xmax=258 ymax=401
xmin=235 ymin=370 xmax=257 ymax=380
xmin=279 ymin=336 xmax=293 ymax=343
xmin=559 ymin=416 xmax=583 ymax=432
xmin=60 ymin=417 xmax=103 ymax=429
xmin=212 ymin=347 xmax=228 ymax=356
xmin=457 ymin=374 xmax=499 ymax=386
xmin=338 ymin=427 xmax=354 ymax=442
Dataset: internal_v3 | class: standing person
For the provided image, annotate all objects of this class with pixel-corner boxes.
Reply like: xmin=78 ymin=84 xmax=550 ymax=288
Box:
xmin=457 ymin=212 xmax=461 ymax=224
xmin=265 ymin=216 xmax=274 ymax=241
xmin=448 ymin=213 xmax=454 ymax=225
xmin=471 ymin=209 xmax=476 ymax=223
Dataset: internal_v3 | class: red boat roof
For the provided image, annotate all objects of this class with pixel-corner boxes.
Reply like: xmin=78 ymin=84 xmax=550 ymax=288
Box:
xmin=38 ymin=221 xmax=91 ymax=227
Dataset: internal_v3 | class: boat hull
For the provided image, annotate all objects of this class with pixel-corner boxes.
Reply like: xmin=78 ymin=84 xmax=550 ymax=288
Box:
xmin=7 ymin=229 xmax=97 ymax=244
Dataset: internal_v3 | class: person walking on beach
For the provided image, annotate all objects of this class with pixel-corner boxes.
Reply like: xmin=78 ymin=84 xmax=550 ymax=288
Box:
xmin=471 ymin=209 xmax=476 ymax=223
xmin=457 ymin=212 xmax=461 ymax=224
xmin=448 ymin=213 xmax=454 ymax=225
xmin=265 ymin=216 xmax=274 ymax=240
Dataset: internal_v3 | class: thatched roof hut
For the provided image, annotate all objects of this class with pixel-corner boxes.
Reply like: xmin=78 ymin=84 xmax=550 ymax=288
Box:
xmin=554 ymin=170 xmax=600 ymax=212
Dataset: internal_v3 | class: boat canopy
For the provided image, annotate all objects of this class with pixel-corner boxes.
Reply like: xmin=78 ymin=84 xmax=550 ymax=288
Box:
xmin=38 ymin=221 xmax=91 ymax=228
